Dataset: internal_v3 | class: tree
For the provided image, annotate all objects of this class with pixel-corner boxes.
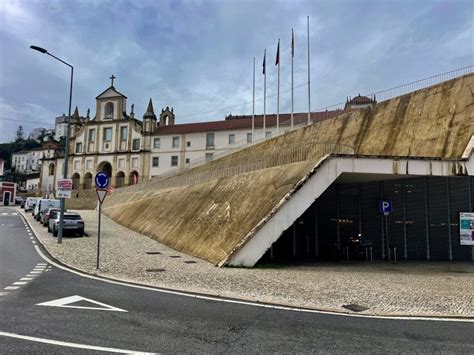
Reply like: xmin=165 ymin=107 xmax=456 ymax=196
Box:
xmin=15 ymin=125 xmax=25 ymax=143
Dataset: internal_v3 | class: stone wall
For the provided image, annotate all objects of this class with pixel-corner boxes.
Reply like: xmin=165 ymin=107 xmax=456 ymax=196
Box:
xmin=103 ymin=74 xmax=474 ymax=265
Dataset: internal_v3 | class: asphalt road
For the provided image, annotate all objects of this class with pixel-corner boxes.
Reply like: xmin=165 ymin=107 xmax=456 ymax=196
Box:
xmin=1 ymin=206 xmax=473 ymax=354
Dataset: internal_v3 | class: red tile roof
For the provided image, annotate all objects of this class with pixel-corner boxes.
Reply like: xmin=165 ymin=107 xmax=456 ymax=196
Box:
xmin=154 ymin=110 xmax=343 ymax=135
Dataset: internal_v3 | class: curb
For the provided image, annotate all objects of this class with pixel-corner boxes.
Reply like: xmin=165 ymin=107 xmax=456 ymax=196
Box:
xmin=18 ymin=208 xmax=474 ymax=322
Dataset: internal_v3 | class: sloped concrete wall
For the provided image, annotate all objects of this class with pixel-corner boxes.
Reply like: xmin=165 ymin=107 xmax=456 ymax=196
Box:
xmin=103 ymin=74 xmax=474 ymax=265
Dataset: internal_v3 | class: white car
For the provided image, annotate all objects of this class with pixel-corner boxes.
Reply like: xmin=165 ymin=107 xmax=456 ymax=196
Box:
xmin=24 ymin=197 xmax=38 ymax=212
xmin=33 ymin=199 xmax=61 ymax=222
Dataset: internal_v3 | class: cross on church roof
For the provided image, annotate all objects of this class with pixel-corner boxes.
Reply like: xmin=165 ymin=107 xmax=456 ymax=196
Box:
xmin=109 ymin=74 xmax=116 ymax=86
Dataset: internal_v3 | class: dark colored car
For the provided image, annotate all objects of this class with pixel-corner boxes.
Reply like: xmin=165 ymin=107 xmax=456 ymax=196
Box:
xmin=20 ymin=200 xmax=26 ymax=208
xmin=15 ymin=196 xmax=24 ymax=205
xmin=41 ymin=207 xmax=62 ymax=227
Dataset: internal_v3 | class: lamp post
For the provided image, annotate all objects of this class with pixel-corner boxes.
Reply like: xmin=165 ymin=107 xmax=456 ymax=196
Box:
xmin=30 ymin=45 xmax=73 ymax=244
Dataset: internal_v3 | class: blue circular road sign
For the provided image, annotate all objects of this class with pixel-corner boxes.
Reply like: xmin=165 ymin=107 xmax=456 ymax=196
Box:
xmin=95 ymin=171 xmax=110 ymax=189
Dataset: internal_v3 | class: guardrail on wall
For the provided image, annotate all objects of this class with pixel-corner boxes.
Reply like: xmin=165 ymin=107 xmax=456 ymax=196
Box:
xmin=115 ymin=141 xmax=354 ymax=193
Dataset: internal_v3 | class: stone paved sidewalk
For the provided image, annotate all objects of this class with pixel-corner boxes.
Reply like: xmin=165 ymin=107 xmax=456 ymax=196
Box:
xmin=21 ymin=208 xmax=474 ymax=318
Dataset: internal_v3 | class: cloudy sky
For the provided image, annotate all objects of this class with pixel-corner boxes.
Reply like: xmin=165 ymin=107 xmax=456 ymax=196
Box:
xmin=0 ymin=0 xmax=472 ymax=142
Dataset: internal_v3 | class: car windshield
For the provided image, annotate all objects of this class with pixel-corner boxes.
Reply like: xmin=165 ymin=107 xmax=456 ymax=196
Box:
xmin=64 ymin=214 xmax=82 ymax=220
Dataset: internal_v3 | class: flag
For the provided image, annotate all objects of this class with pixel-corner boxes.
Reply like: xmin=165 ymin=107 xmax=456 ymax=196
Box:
xmin=262 ymin=49 xmax=266 ymax=74
xmin=275 ymin=39 xmax=280 ymax=66
xmin=291 ymin=29 xmax=294 ymax=58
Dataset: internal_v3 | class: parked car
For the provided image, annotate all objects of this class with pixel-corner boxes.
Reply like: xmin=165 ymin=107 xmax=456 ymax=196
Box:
xmin=24 ymin=197 xmax=38 ymax=212
xmin=33 ymin=199 xmax=60 ymax=222
xmin=49 ymin=212 xmax=84 ymax=237
xmin=15 ymin=196 xmax=24 ymax=205
xmin=41 ymin=207 xmax=63 ymax=227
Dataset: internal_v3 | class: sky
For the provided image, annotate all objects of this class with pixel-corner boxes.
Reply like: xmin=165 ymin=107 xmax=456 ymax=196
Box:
xmin=0 ymin=0 xmax=472 ymax=142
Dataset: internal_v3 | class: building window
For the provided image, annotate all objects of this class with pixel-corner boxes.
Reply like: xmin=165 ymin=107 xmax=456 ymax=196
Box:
xmin=185 ymin=158 xmax=190 ymax=164
xmin=86 ymin=160 xmax=92 ymax=170
xmin=228 ymin=134 xmax=235 ymax=145
xmin=103 ymin=128 xmax=112 ymax=141
xmin=172 ymin=136 xmax=180 ymax=148
xmin=171 ymin=156 xmax=178 ymax=166
xmin=205 ymin=153 xmax=214 ymax=162
xmin=88 ymin=129 xmax=96 ymax=142
xmin=265 ymin=131 xmax=272 ymax=138
xmin=73 ymin=161 xmax=80 ymax=170
xmin=75 ymin=143 xmax=82 ymax=153
xmin=104 ymin=102 xmax=114 ymax=118
xmin=120 ymin=126 xmax=128 ymax=140
xmin=152 ymin=157 xmax=159 ymax=167
xmin=132 ymin=139 xmax=140 ymax=150
xmin=247 ymin=133 xmax=252 ymax=143
xmin=206 ymin=133 xmax=215 ymax=148
xmin=154 ymin=138 xmax=161 ymax=148
xmin=131 ymin=157 xmax=138 ymax=169
xmin=118 ymin=159 xmax=125 ymax=169
xmin=186 ymin=141 xmax=191 ymax=147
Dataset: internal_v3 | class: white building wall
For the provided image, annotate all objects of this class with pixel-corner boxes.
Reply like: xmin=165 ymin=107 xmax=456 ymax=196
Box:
xmin=147 ymin=126 xmax=286 ymax=178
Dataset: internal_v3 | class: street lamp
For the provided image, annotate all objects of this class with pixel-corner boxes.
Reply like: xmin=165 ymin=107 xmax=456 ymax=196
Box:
xmin=30 ymin=45 xmax=73 ymax=244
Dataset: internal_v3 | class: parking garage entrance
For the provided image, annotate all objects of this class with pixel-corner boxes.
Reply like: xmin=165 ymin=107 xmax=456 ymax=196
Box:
xmin=259 ymin=175 xmax=474 ymax=265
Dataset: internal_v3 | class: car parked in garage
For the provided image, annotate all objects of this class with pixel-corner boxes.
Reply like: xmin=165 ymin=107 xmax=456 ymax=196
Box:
xmin=49 ymin=212 xmax=85 ymax=237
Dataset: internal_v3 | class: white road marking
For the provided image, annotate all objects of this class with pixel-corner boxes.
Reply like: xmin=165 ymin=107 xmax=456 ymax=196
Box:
xmin=13 ymin=282 xmax=27 ymax=285
xmin=0 ymin=332 xmax=156 ymax=354
xmin=20 ymin=277 xmax=33 ymax=281
xmin=37 ymin=263 xmax=47 ymax=266
xmin=37 ymin=295 xmax=127 ymax=312
xmin=34 ymin=266 xmax=47 ymax=269
xmin=12 ymin=213 xmax=18 ymax=215
xmin=29 ymin=237 xmax=33 ymax=240
xmin=31 ymin=246 xmax=473 ymax=323
xmin=2 ymin=213 xmax=7 ymax=215
xmin=26 ymin=275 xmax=37 ymax=278
xmin=28 ymin=233 xmax=32 ymax=235
xmin=32 ymin=241 xmax=36 ymax=245
xmin=4 ymin=286 xmax=19 ymax=290
xmin=30 ymin=271 xmax=42 ymax=274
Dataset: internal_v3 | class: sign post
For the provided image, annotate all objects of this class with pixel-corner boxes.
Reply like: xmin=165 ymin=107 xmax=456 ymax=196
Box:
xmin=95 ymin=171 xmax=110 ymax=269
xmin=379 ymin=200 xmax=393 ymax=260
xmin=55 ymin=178 xmax=73 ymax=244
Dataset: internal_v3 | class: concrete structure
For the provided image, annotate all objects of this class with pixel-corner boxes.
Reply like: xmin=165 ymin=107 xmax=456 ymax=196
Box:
xmin=103 ymin=73 xmax=474 ymax=266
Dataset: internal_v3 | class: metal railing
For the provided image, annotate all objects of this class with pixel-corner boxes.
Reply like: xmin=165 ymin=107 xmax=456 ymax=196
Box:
xmin=113 ymin=65 xmax=472 ymax=194
xmin=115 ymin=141 xmax=354 ymax=193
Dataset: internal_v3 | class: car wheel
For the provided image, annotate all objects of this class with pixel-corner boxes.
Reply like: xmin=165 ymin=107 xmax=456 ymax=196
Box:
xmin=78 ymin=231 xmax=84 ymax=238
xmin=53 ymin=228 xmax=58 ymax=237
xmin=47 ymin=225 xmax=51 ymax=233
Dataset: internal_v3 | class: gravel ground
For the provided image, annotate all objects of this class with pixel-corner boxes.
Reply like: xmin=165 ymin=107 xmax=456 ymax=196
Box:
xmin=21 ymin=208 xmax=474 ymax=318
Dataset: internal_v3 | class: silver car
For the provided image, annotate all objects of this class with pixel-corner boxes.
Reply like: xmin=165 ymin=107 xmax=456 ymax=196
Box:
xmin=49 ymin=212 xmax=85 ymax=237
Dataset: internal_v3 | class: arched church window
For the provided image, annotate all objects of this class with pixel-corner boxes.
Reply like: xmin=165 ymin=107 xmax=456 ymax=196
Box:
xmin=105 ymin=102 xmax=114 ymax=118
xmin=49 ymin=163 xmax=55 ymax=176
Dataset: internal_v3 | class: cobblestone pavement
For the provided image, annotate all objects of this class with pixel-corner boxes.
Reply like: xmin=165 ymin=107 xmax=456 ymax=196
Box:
xmin=21 ymin=208 xmax=474 ymax=318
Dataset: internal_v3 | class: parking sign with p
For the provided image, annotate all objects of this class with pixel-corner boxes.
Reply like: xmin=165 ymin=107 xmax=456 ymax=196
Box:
xmin=379 ymin=200 xmax=393 ymax=215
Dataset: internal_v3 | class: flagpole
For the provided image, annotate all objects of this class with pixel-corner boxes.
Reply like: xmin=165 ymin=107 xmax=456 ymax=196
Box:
xmin=277 ymin=38 xmax=280 ymax=135
xmin=291 ymin=28 xmax=294 ymax=130
xmin=263 ymin=49 xmax=266 ymax=137
xmin=307 ymin=16 xmax=311 ymax=125
xmin=252 ymin=57 xmax=255 ymax=142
